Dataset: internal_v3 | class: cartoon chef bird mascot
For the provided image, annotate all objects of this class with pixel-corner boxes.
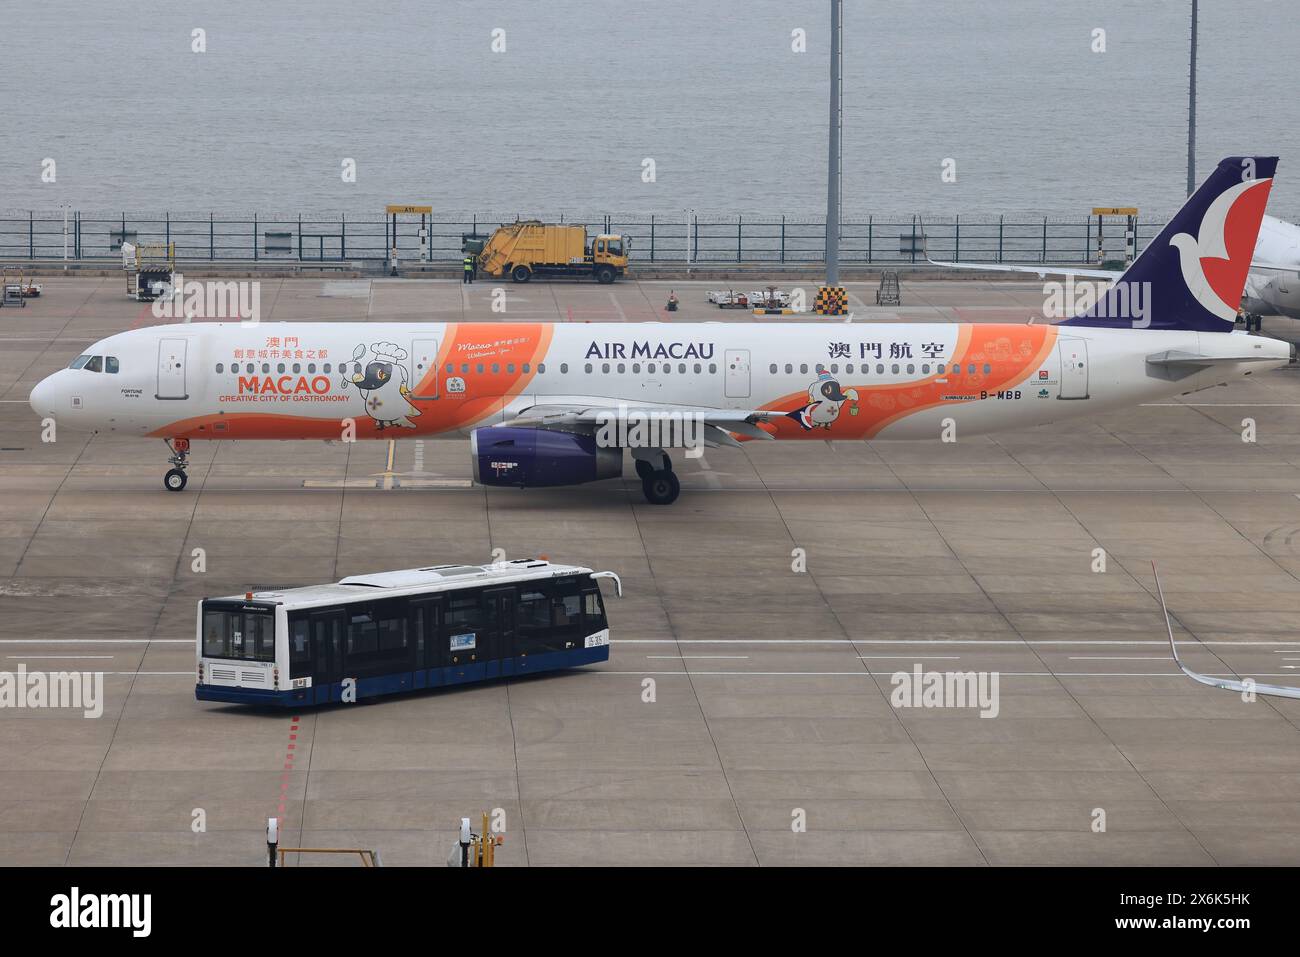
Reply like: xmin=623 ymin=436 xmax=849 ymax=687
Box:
xmin=343 ymin=341 xmax=422 ymax=431
xmin=789 ymin=371 xmax=859 ymax=431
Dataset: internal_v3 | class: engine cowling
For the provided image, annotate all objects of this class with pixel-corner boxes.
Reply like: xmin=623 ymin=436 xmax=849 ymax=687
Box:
xmin=471 ymin=427 xmax=622 ymax=488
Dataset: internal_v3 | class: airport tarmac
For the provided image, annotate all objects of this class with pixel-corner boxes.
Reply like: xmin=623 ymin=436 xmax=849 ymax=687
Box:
xmin=1 ymin=276 xmax=1299 ymax=866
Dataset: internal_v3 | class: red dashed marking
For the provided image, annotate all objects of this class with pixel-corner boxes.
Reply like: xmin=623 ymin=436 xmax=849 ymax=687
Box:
xmin=274 ymin=716 xmax=302 ymax=826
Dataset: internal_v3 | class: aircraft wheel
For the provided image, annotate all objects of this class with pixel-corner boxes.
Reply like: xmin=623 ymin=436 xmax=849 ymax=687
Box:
xmin=634 ymin=458 xmax=654 ymax=479
xmin=642 ymin=470 xmax=680 ymax=505
xmin=164 ymin=468 xmax=188 ymax=492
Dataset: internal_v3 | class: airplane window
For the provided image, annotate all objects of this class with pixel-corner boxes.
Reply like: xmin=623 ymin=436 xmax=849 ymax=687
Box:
xmin=648 ymin=363 xmax=656 ymax=374
xmin=891 ymin=363 xmax=899 ymax=374
xmin=784 ymin=364 xmax=792 ymax=374
xmin=921 ymin=364 xmax=930 ymax=374
xmin=325 ymin=363 xmax=332 ymax=373
xmin=69 ymin=355 xmax=91 ymax=370
xmin=105 ymin=357 xmax=119 ymax=373
xmin=445 ymin=363 xmax=453 ymax=374
xmin=585 ymin=363 xmax=593 ymax=374
xmin=262 ymin=363 xmax=270 ymax=373
xmin=709 ymin=363 xmax=717 ymax=374
xmin=846 ymin=364 xmax=854 ymax=374
xmin=678 ymin=363 xmax=685 ymax=374
xmin=816 ymin=364 xmax=825 ymax=373
xmin=602 ymin=363 xmax=610 ymax=374
xmin=461 ymin=363 xmax=469 ymax=373
xmin=560 ymin=363 xmax=569 ymax=374
xmin=968 ymin=364 xmax=976 ymax=374
xmin=216 ymin=363 xmax=224 ymax=373
xmin=618 ymin=363 xmax=626 ymax=374
xmin=308 ymin=363 xmax=316 ymax=373
xmin=507 ymin=364 xmax=515 ymax=374
xmin=522 ymin=363 xmax=530 ymax=373
xmin=830 ymin=364 xmax=838 ymax=374
xmin=799 ymin=364 xmax=808 ymax=374
xmin=277 ymin=363 xmax=286 ymax=373
xmin=491 ymin=363 xmax=500 ymax=373
xmin=983 ymin=364 xmax=991 ymax=374
xmin=938 ymin=364 xmax=945 ymax=374
xmin=476 ymin=364 xmax=484 ymax=374
xmin=907 ymin=364 xmax=915 ymax=374
xmin=538 ymin=363 xmax=546 ymax=373
xmin=84 ymin=356 xmax=103 ymax=373
xmin=876 ymin=363 xmax=884 ymax=374
xmin=292 ymin=363 xmax=301 ymax=373
xmin=769 ymin=364 xmax=777 ymax=374
xmin=693 ymin=363 xmax=701 ymax=374
xmin=632 ymin=363 xmax=641 ymax=374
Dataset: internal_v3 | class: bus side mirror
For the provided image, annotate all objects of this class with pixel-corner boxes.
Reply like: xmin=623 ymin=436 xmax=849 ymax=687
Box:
xmin=590 ymin=570 xmax=622 ymax=597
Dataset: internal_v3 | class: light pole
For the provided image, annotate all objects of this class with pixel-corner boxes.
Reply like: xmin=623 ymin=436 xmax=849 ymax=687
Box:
xmin=825 ymin=0 xmax=842 ymax=285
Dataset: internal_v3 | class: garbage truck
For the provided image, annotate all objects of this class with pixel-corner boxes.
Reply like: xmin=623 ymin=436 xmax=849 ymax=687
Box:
xmin=463 ymin=221 xmax=629 ymax=283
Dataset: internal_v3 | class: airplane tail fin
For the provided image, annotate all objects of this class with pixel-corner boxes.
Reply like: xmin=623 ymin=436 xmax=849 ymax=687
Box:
xmin=1062 ymin=156 xmax=1277 ymax=333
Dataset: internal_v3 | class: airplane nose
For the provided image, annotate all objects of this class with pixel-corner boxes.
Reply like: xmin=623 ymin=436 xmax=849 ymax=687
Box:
xmin=29 ymin=375 xmax=57 ymax=418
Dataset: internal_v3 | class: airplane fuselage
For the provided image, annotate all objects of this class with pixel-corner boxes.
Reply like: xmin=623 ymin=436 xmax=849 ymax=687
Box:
xmin=29 ymin=320 xmax=1290 ymax=443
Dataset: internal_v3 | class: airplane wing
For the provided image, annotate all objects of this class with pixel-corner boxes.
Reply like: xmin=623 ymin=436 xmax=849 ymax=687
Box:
xmin=926 ymin=257 xmax=1121 ymax=280
xmin=505 ymin=401 xmax=782 ymax=447
xmin=1154 ymin=561 xmax=1300 ymax=699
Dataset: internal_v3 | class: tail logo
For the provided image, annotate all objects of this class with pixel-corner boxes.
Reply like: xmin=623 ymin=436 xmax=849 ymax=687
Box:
xmin=1168 ymin=177 xmax=1271 ymax=321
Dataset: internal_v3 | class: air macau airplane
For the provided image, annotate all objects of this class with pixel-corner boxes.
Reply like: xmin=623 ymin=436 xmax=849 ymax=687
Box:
xmin=28 ymin=156 xmax=1292 ymax=505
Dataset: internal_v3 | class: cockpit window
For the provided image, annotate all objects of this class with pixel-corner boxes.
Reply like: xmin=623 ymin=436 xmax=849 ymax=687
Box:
xmin=83 ymin=356 xmax=103 ymax=373
xmin=105 ymin=356 xmax=119 ymax=374
xmin=69 ymin=355 xmax=91 ymax=370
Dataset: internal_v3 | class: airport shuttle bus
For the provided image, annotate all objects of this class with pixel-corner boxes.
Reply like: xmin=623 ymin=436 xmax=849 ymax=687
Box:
xmin=196 ymin=559 xmax=621 ymax=706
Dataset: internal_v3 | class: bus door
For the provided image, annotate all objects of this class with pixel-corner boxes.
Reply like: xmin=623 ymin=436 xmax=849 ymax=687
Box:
xmin=482 ymin=587 xmax=516 ymax=678
xmin=410 ymin=597 xmax=444 ymax=688
xmin=309 ymin=609 xmax=345 ymax=704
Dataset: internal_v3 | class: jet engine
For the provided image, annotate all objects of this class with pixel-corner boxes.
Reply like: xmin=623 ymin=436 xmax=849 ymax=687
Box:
xmin=470 ymin=427 xmax=622 ymax=488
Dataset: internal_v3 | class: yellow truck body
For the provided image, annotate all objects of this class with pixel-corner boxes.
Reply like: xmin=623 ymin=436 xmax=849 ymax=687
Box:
xmin=472 ymin=221 xmax=629 ymax=283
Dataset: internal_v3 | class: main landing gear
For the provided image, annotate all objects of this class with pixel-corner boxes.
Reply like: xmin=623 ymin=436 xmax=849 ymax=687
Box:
xmin=163 ymin=438 xmax=190 ymax=491
xmin=632 ymin=448 xmax=680 ymax=505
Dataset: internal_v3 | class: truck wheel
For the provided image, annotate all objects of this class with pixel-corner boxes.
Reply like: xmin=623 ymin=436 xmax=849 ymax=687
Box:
xmin=595 ymin=265 xmax=616 ymax=284
xmin=511 ymin=265 xmax=531 ymax=283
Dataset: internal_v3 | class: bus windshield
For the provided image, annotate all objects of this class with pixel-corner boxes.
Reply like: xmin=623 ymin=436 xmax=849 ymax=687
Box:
xmin=202 ymin=603 xmax=276 ymax=662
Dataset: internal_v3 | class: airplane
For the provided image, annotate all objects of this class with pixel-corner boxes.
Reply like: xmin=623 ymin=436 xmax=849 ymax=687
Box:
xmin=931 ymin=212 xmax=1300 ymax=324
xmin=28 ymin=155 xmax=1294 ymax=506
xmin=1154 ymin=562 xmax=1300 ymax=700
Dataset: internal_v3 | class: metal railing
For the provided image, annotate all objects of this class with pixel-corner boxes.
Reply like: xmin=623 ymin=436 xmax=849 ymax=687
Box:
xmin=0 ymin=209 xmax=1222 ymax=267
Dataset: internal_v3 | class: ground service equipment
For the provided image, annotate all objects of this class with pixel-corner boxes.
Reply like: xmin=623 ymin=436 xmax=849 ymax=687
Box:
xmin=464 ymin=220 xmax=629 ymax=284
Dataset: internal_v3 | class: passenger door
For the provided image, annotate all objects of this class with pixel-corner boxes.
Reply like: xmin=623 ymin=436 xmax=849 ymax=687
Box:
xmin=409 ymin=338 xmax=440 ymax=399
xmin=482 ymin=587 xmax=516 ymax=678
xmin=1057 ymin=338 xmax=1089 ymax=400
xmin=309 ymin=610 xmax=345 ymax=704
xmin=725 ymin=348 xmax=751 ymax=399
xmin=156 ymin=338 xmax=188 ymax=400
xmin=410 ymin=597 xmax=443 ymax=688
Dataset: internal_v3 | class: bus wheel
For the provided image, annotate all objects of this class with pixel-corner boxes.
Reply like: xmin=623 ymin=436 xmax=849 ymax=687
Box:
xmin=641 ymin=470 xmax=680 ymax=505
xmin=164 ymin=468 xmax=188 ymax=492
xmin=511 ymin=265 xmax=531 ymax=283
xmin=594 ymin=265 xmax=616 ymax=284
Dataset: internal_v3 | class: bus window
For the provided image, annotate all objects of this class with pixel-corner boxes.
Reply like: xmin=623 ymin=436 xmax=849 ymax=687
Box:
xmin=446 ymin=593 xmax=483 ymax=661
xmin=551 ymin=578 xmax=584 ymax=648
xmin=582 ymin=588 xmax=607 ymax=632
xmin=202 ymin=605 xmax=275 ymax=662
xmin=289 ymin=617 xmax=311 ymax=678
xmin=348 ymin=612 xmax=379 ymax=656
xmin=516 ymin=587 xmax=555 ymax=653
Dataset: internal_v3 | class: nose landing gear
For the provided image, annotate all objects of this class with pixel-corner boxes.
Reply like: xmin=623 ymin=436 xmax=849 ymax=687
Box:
xmin=164 ymin=438 xmax=190 ymax=491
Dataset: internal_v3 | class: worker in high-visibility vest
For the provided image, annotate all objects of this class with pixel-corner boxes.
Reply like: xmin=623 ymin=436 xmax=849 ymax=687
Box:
xmin=463 ymin=255 xmax=475 ymax=284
